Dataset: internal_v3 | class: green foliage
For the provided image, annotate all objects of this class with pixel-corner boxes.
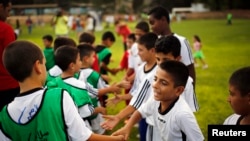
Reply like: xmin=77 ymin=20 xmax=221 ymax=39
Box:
xmin=16 ymin=19 xmax=250 ymax=141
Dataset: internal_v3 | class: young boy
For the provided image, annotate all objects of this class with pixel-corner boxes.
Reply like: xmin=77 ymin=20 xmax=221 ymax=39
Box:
xmin=0 ymin=40 xmax=124 ymax=141
xmin=77 ymin=44 xmax=129 ymax=134
xmin=42 ymin=34 xmax=54 ymax=71
xmin=96 ymin=31 xmax=118 ymax=107
xmin=155 ymin=35 xmax=199 ymax=112
xmin=112 ymin=61 xmax=204 ymax=141
xmin=101 ymin=32 xmax=158 ymax=141
xmin=78 ymin=32 xmax=99 ymax=72
xmin=223 ymin=66 xmax=250 ymax=125
xmin=46 ymin=36 xmax=76 ymax=84
xmin=96 ymin=31 xmax=117 ymax=76
xmin=148 ymin=6 xmax=196 ymax=86
xmin=46 ymin=46 xmax=106 ymax=128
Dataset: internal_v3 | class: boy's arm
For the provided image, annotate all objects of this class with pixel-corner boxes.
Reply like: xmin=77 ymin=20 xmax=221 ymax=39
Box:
xmin=112 ymin=111 xmax=142 ymax=140
xmin=62 ymin=91 xmax=93 ymax=140
xmin=87 ymin=133 xmax=124 ymax=141
xmin=78 ymin=104 xmax=95 ymax=118
xmin=101 ymin=62 xmax=118 ymax=75
xmin=101 ymin=104 xmax=136 ymax=130
xmin=106 ymin=94 xmax=132 ymax=106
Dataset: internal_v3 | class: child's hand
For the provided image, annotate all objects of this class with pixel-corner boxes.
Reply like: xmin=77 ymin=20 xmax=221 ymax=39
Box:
xmin=106 ymin=95 xmax=122 ymax=106
xmin=110 ymin=83 xmax=122 ymax=94
xmin=117 ymin=80 xmax=131 ymax=89
xmin=101 ymin=115 xmax=120 ymax=130
xmin=112 ymin=126 xmax=131 ymax=141
xmin=111 ymin=134 xmax=125 ymax=141
xmin=95 ymin=106 xmax=107 ymax=115
xmin=110 ymin=68 xmax=120 ymax=75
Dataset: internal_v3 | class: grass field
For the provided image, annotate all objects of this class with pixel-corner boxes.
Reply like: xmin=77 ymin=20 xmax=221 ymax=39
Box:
xmin=16 ymin=18 xmax=250 ymax=141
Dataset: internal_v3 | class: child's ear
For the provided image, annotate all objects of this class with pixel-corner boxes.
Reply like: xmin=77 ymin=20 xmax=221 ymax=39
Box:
xmin=176 ymin=55 xmax=182 ymax=62
xmin=175 ymin=86 xmax=185 ymax=96
xmin=34 ymin=60 xmax=42 ymax=74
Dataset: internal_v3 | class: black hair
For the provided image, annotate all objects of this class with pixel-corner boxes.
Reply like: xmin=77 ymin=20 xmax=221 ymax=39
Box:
xmin=102 ymin=31 xmax=115 ymax=42
xmin=78 ymin=32 xmax=95 ymax=44
xmin=55 ymin=45 xmax=79 ymax=71
xmin=138 ymin=32 xmax=158 ymax=50
xmin=148 ymin=6 xmax=170 ymax=23
xmin=135 ymin=21 xmax=150 ymax=33
xmin=54 ymin=37 xmax=76 ymax=51
xmin=127 ymin=33 xmax=136 ymax=42
xmin=155 ymin=35 xmax=181 ymax=58
xmin=3 ymin=40 xmax=43 ymax=82
xmin=229 ymin=66 xmax=250 ymax=96
xmin=0 ymin=0 xmax=11 ymax=8
xmin=42 ymin=34 xmax=53 ymax=42
xmin=159 ymin=60 xmax=189 ymax=87
xmin=77 ymin=44 xmax=95 ymax=59
xmin=194 ymin=35 xmax=201 ymax=42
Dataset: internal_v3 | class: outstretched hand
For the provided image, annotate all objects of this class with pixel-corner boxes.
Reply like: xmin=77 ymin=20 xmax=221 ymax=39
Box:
xmin=101 ymin=115 xmax=120 ymax=130
xmin=117 ymin=80 xmax=131 ymax=89
xmin=112 ymin=127 xmax=130 ymax=141
xmin=106 ymin=95 xmax=122 ymax=106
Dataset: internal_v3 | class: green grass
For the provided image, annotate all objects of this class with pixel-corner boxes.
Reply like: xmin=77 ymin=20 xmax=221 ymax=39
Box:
xmin=16 ymin=18 xmax=250 ymax=141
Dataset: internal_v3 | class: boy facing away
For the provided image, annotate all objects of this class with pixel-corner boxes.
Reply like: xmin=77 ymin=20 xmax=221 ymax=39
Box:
xmin=112 ymin=61 xmax=204 ymax=141
xmin=77 ymin=44 xmax=130 ymax=134
xmin=0 ymin=40 xmax=124 ymax=141
xmin=223 ymin=66 xmax=250 ymax=125
xmin=46 ymin=46 xmax=108 ymax=129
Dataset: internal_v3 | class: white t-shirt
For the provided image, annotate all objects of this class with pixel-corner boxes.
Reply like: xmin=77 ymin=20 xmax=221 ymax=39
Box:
xmin=48 ymin=65 xmax=62 ymax=77
xmin=173 ymin=33 xmax=194 ymax=66
xmin=181 ymin=76 xmax=199 ymax=112
xmin=78 ymin=68 xmax=108 ymax=89
xmin=138 ymin=97 xmax=204 ymax=141
xmin=223 ymin=114 xmax=241 ymax=125
xmin=128 ymin=42 xmax=143 ymax=72
xmin=0 ymin=88 xmax=92 ymax=141
xmin=63 ymin=77 xmax=95 ymax=118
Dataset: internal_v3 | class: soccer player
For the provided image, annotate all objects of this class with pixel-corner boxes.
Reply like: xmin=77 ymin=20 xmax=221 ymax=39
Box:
xmin=112 ymin=61 xmax=204 ymax=141
xmin=0 ymin=40 xmax=124 ymax=141
xmin=223 ymin=66 xmax=250 ymax=125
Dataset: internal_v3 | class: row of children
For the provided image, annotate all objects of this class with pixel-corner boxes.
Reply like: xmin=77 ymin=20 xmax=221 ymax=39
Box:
xmin=0 ymin=5 xmax=249 ymax=141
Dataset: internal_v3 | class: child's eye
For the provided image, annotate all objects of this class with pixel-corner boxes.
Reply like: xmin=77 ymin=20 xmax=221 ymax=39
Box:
xmin=161 ymin=81 xmax=168 ymax=85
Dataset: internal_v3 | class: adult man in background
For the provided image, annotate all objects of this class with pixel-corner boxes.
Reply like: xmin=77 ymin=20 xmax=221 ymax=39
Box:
xmin=0 ymin=0 xmax=19 ymax=110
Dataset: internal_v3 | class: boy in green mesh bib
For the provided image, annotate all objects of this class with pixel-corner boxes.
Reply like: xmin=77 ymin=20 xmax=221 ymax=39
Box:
xmin=0 ymin=41 xmax=124 ymax=141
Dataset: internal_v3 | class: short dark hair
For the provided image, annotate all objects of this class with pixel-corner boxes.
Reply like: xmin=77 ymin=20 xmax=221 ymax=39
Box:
xmin=0 ymin=0 xmax=11 ymax=8
xmin=229 ymin=66 xmax=250 ymax=96
xmin=55 ymin=45 xmax=79 ymax=71
xmin=102 ymin=31 xmax=115 ymax=42
xmin=3 ymin=40 xmax=43 ymax=82
xmin=148 ymin=6 xmax=170 ymax=23
xmin=42 ymin=34 xmax=53 ymax=42
xmin=193 ymin=35 xmax=201 ymax=42
xmin=135 ymin=21 xmax=149 ymax=33
xmin=77 ymin=44 xmax=95 ymax=59
xmin=79 ymin=32 xmax=95 ymax=44
xmin=155 ymin=35 xmax=181 ymax=58
xmin=54 ymin=37 xmax=76 ymax=51
xmin=138 ymin=32 xmax=158 ymax=50
xmin=159 ymin=60 xmax=189 ymax=87
xmin=127 ymin=33 xmax=136 ymax=42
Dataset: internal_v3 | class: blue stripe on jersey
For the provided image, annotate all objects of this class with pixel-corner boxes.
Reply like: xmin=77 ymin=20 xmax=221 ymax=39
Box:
xmin=184 ymin=39 xmax=193 ymax=62
xmin=193 ymin=91 xmax=199 ymax=111
xmin=132 ymin=80 xmax=151 ymax=109
xmin=88 ymin=104 xmax=94 ymax=114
